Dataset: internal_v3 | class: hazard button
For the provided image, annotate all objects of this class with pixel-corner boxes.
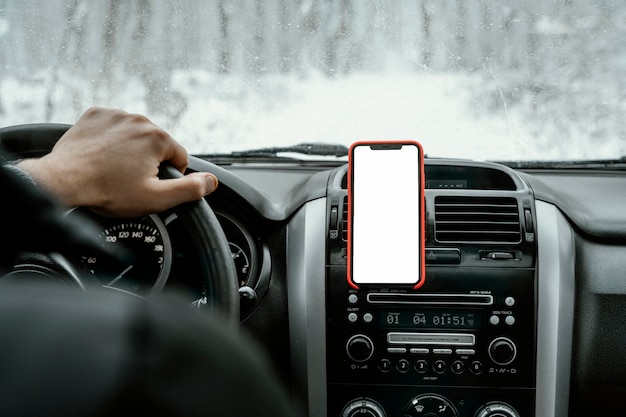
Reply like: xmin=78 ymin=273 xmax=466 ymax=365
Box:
xmin=425 ymin=249 xmax=461 ymax=265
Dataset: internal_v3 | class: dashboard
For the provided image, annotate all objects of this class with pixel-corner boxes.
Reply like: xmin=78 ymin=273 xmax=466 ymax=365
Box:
xmin=3 ymin=123 xmax=626 ymax=417
xmin=183 ymin=155 xmax=626 ymax=417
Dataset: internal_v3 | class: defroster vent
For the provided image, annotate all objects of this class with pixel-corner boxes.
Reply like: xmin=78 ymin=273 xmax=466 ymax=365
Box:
xmin=435 ymin=196 xmax=521 ymax=243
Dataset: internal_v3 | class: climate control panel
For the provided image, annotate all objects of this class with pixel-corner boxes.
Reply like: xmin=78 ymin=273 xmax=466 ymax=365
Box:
xmin=340 ymin=395 xmax=521 ymax=417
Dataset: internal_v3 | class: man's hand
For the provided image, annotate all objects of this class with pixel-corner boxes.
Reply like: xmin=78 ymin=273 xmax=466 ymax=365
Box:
xmin=17 ymin=107 xmax=218 ymax=217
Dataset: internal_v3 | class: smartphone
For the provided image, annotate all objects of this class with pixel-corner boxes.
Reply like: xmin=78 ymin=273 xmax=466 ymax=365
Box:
xmin=347 ymin=141 xmax=425 ymax=288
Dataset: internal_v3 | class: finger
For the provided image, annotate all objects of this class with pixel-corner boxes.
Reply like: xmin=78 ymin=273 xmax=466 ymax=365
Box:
xmin=146 ymin=172 xmax=219 ymax=212
xmin=161 ymin=137 xmax=190 ymax=173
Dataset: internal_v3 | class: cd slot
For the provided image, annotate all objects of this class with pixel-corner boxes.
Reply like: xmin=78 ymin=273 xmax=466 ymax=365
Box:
xmin=367 ymin=293 xmax=493 ymax=305
xmin=388 ymin=332 xmax=476 ymax=346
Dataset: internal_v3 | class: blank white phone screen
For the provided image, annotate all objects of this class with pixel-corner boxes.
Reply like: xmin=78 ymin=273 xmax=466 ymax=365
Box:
xmin=351 ymin=144 xmax=422 ymax=285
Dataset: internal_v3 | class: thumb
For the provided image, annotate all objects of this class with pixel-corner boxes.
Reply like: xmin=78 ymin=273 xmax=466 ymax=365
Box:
xmin=149 ymin=172 xmax=219 ymax=211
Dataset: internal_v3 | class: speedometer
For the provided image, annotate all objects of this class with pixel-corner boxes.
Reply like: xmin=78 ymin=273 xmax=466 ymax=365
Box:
xmin=68 ymin=209 xmax=172 ymax=296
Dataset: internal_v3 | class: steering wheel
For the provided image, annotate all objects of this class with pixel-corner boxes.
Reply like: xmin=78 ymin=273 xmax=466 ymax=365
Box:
xmin=0 ymin=123 xmax=240 ymax=323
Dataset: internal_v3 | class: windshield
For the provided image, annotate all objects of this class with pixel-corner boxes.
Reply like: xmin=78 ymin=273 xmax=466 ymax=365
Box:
xmin=1 ymin=1 xmax=624 ymax=162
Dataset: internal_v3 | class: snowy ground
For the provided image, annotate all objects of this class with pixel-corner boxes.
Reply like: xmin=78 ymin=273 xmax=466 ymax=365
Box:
xmin=1 ymin=69 xmax=623 ymax=162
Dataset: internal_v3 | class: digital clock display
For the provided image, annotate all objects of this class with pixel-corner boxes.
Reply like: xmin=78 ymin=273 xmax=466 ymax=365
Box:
xmin=381 ymin=309 xmax=482 ymax=329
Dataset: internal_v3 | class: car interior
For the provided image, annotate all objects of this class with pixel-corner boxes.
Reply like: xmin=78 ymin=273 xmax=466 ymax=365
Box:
xmin=2 ymin=122 xmax=626 ymax=417
xmin=1 ymin=2 xmax=625 ymax=417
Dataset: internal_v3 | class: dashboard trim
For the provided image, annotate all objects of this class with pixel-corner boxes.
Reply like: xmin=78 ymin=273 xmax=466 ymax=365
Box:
xmin=286 ymin=198 xmax=328 ymax=417
xmin=535 ymin=200 xmax=575 ymax=417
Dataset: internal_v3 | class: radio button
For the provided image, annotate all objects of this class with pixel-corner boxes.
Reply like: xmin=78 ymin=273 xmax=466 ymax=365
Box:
xmin=387 ymin=347 xmax=407 ymax=354
xmin=451 ymin=360 xmax=465 ymax=374
xmin=415 ymin=360 xmax=428 ymax=373
xmin=433 ymin=360 xmax=447 ymax=374
xmin=346 ymin=335 xmax=375 ymax=362
xmin=397 ymin=359 xmax=410 ymax=373
xmin=425 ymin=248 xmax=461 ymax=264
xmin=378 ymin=359 xmax=392 ymax=372
xmin=433 ymin=348 xmax=453 ymax=355
xmin=489 ymin=337 xmax=517 ymax=366
xmin=410 ymin=348 xmax=429 ymax=354
xmin=470 ymin=361 xmax=484 ymax=375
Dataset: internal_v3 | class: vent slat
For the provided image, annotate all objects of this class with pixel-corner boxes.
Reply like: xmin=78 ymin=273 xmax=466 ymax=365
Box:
xmin=435 ymin=196 xmax=521 ymax=244
xmin=342 ymin=196 xmax=348 ymax=242
xmin=436 ymin=204 xmax=518 ymax=209
xmin=437 ymin=231 xmax=521 ymax=236
xmin=439 ymin=208 xmax=518 ymax=216
xmin=437 ymin=221 xmax=520 ymax=224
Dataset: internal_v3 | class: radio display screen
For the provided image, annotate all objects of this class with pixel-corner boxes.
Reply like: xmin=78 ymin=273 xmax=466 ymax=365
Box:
xmin=381 ymin=309 xmax=482 ymax=329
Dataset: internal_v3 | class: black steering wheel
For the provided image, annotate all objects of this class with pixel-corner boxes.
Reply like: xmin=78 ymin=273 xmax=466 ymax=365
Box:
xmin=0 ymin=123 xmax=240 ymax=323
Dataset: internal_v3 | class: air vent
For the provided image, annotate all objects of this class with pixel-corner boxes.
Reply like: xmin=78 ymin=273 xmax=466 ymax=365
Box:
xmin=342 ymin=196 xmax=349 ymax=242
xmin=435 ymin=196 xmax=521 ymax=243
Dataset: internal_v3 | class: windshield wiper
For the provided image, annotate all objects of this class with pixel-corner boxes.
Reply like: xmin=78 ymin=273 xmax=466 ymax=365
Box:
xmin=232 ymin=143 xmax=348 ymax=158
xmin=198 ymin=142 xmax=349 ymax=160
xmin=496 ymin=157 xmax=626 ymax=170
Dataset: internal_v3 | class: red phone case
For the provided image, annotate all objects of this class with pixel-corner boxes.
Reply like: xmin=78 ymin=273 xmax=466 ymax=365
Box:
xmin=347 ymin=140 xmax=426 ymax=290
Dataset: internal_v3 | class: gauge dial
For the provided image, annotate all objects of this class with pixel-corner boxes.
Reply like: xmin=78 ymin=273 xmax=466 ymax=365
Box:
xmin=216 ymin=213 xmax=257 ymax=288
xmin=229 ymin=242 xmax=251 ymax=287
xmin=70 ymin=210 xmax=172 ymax=296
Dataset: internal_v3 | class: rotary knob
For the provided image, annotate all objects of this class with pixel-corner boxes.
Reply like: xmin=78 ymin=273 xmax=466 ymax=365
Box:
xmin=346 ymin=334 xmax=374 ymax=362
xmin=488 ymin=337 xmax=517 ymax=366
xmin=474 ymin=402 xmax=519 ymax=417
xmin=341 ymin=398 xmax=386 ymax=417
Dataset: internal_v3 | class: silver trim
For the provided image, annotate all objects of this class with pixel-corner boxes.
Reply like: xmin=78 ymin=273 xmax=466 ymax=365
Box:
xmin=145 ymin=213 xmax=172 ymax=294
xmin=287 ymin=198 xmax=327 ymax=417
xmin=535 ymin=201 xmax=575 ymax=417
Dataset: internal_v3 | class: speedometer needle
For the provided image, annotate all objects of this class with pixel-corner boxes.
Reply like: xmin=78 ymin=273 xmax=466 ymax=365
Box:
xmin=107 ymin=265 xmax=134 ymax=287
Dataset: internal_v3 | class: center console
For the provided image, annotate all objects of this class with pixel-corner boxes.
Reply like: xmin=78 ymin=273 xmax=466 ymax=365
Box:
xmin=324 ymin=162 xmax=537 ymax=417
